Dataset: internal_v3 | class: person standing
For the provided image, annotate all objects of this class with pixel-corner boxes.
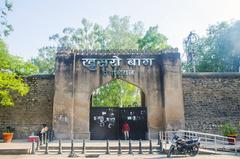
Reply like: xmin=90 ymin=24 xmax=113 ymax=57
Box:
xmin=122 ymin=121 xmax=130 ymax=140
xmin=41 ymin=124 xmax=48 ymax=134
xmin=39 ymin=124 xmax=48 ymax=142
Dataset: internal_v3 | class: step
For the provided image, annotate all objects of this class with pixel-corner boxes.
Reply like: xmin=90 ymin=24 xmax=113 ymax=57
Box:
xmin=0 ymin=143 xmax=31 ymax=155
xmin=36 ymin=150 xmax=162 ymax=155
xmin=39 ymin=146 xmax=161 ymax=150
xmin=0 ymin=148 xmax=31 ymax=155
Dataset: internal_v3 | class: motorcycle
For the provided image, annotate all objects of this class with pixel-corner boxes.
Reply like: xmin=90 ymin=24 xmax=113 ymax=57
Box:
xmin=167 ymin=132 xmax=200 ymax=158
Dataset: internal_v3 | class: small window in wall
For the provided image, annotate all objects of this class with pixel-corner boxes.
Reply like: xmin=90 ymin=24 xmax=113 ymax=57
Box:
xmin=91 ymin=79 xmax=144 ymax=107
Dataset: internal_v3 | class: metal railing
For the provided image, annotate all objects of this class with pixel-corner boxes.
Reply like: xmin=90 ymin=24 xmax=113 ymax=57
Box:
xmin=159 ymin=129 xmax=239 ymax=155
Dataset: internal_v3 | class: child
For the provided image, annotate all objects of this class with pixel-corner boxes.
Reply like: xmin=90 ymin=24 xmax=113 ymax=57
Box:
xmin=122 ymin=121 xmax=130 ymax=140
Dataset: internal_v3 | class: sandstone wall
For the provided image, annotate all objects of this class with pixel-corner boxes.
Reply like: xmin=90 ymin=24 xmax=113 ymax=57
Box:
xmin=53 ymin=51 xmax=184 ymax=139
xmin=1 ymin=72 xmax=240 ymax=139
xmin=182 ymin=73 xmax=240 ymax=135
xmin=0 ymin=75 xmax=54 ymax=139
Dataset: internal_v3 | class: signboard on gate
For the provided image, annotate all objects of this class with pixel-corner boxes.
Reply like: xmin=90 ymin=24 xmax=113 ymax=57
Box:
xmin=81 ymin=56 xmax=154 ymax=77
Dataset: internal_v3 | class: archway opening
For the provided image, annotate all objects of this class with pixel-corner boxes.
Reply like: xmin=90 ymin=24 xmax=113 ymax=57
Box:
xmin=91 ymin=79 xmax=144 ymax=107
xmin=90 ymin=79 xmax=147 ymax=140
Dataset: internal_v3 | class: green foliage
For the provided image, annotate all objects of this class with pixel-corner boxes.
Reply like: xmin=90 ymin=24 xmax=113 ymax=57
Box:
xmin=184 ymin=20 xmax=240 ymax=72
xmin=49 ymin=18 xmax=107 ymax=50
xmin=92 ymin=79 xmax=141 ymax=107
xmin=31 ymin=46 xmax=56 ymax=74
xmin=0 ymin=40 xmax=37 ymax=106
xmin=0 ymin=0 xmax=13 ymax=38
xmin=4 ymin=126 xmax=15 ymax=133
xmin=48 ymin=15 xmax=146 ymax=51
xmin=106 ymin=15 xmax=144 ymax=50
xmin=0 ymin=42 xmax=38 ymax=76
xmin=0 ymin=1 xmax=37 ymax=107
xmin=31 ymin=15 xmax=170 ymax=106
xmin=32 ymin=15 xmax=171 ymax=74
xmin=138 ymin=26 xmax=171 ymax=50
xmin=0 ymin=73 xmax=29 ymax=106
xmin=220 ymin=123 xmax=238 ymax=136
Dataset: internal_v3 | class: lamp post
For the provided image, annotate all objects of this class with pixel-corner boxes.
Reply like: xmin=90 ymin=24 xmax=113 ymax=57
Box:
xmin=184 ymin=31 xmax=199 ymax=72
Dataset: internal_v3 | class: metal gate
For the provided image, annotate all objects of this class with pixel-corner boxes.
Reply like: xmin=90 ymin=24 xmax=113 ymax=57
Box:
xmin=119 ymin=107 xmax=147 ymax=140
xmin=90 ymin=107 xmax=147 ymax=140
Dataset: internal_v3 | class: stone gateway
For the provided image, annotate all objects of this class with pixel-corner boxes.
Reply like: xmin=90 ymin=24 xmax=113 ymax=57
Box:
xmin=53 ymin=50 xmax=185 ymax=139
xmin=1 ymin=50 xmax=240 ymax=139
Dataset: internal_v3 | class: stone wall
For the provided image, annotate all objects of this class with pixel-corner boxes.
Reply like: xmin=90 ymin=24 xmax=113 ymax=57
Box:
xmin=1 ymin=72 xmax=240 ymax=139
xmin=183 ymin=73 xmax=240 ymax=135
xmin=53 ymin=51 xmax=184 ymax=139
xmin=0 ymin=75 xmax=54 ymax=139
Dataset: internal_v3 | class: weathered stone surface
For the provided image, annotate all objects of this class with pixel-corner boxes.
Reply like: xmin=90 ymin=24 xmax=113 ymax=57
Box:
xmin=4 ymin=53 xmax=240 ymax=139
xmin=0 ymin=75 xmax=54 ymax=139
xmin=1 ymin=71 xmax=240 ymax=139
xmin=53 ymin=51 xmax=184 ymax=139
xmin=183 ymin=73 xmax=240 ymax=135
xmin=162 ymin=54 xmax=185 ymax=130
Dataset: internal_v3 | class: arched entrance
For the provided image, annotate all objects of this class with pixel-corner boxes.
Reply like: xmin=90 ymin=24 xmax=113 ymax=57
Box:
xmin=53 ymin=50 xmax=185 ymax=139
xmin=90 ymin=79 xmax=147 ymax=140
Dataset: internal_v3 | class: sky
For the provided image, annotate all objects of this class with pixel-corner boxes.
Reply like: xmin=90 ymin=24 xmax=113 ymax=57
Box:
xmin=4 ymin=0 xmax=240 ymax=60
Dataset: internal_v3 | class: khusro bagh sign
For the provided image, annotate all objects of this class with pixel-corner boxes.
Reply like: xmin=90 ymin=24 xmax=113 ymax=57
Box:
xmin=53 ymin=50 xmax=185 ymax=139
xmin=82 ymin=56 xmax=154 ymax=77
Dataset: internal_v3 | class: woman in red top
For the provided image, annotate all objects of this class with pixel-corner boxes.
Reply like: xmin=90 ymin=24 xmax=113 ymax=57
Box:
xmin=122 ymin=121 xmax=130 ymax=140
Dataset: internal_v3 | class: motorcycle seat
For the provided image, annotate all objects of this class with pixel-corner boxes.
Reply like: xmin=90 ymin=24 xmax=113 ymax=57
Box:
xmin=185 ymin=137 xmax=199 ymax=144
xmin=191 ymin=138 xmax=199 ymax=142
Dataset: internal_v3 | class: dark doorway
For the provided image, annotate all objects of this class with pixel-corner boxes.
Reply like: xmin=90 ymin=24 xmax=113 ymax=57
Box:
xmin=90 ymin=79 xmax=147 ymax=140
xmin=90 ymin=107 xmax=147 ymax=140
xmin=90 ymin=107 xmax=119 ymax=140
xmin=119 ymin=107 xmax=147 ymax=140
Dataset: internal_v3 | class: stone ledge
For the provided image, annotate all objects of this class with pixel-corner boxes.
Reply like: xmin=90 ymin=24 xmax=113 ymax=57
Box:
xmin=183 ymin=72 xmax=240 ymax=78
xmin=0 ymin=143 xmax=31 ymax=154
xmin=56 ymin=48 xmax=179 ymax=56
xmin=27 ymin=74 xmax=54 ymax=79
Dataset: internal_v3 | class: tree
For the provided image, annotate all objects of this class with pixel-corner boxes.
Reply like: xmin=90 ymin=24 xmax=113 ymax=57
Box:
xmin=31 ymin=15 xmax=171 ymax=107
xmin=31 ymin=46 xmax=56 ymax=74
xmin=32 ymin=15 xmax=171 ymax=74
xmin=48 ymin=15 xmax=145 ymax=51
xmin=138 ymin=26 xmax=171 ymax=50
xmin=184 ymin=20 xmax=240 ymax=72
xmin=106 ymin=15 xmax=144 ymax=50
xmin=0 ymin=40 xmax=38 ymax=106
xmin=92 ymin=79 xmax=141 ymax=107
xmin=0 ymin=1 xmax=38 ymax=106
xmin=49 ymin=18 xmax=107 ymax=50
xmin=0 ymin=0 xmax=13 ymax=38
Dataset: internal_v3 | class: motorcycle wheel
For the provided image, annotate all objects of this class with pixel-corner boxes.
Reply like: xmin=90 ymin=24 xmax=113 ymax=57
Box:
xmin=167 ymin=145 xmax=175 ymax=158
xmin=189 ymin=144 xmax=199 ymax=156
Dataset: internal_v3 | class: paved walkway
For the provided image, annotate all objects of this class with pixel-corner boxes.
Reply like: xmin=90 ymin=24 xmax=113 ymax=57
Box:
xmin=0 ymin=139 xmax=239 ymax=158
xmin=0 ymin=142 xmax=31 ymax=149
xmin=0 ymin=154 xmax=239 ymax=159
xmin=0 ymin=142 xmax=31 ymax=154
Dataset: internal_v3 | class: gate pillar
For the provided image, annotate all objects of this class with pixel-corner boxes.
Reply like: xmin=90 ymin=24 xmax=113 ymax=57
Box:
xmin=162 ymin=53 xmax=185 ymax=130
